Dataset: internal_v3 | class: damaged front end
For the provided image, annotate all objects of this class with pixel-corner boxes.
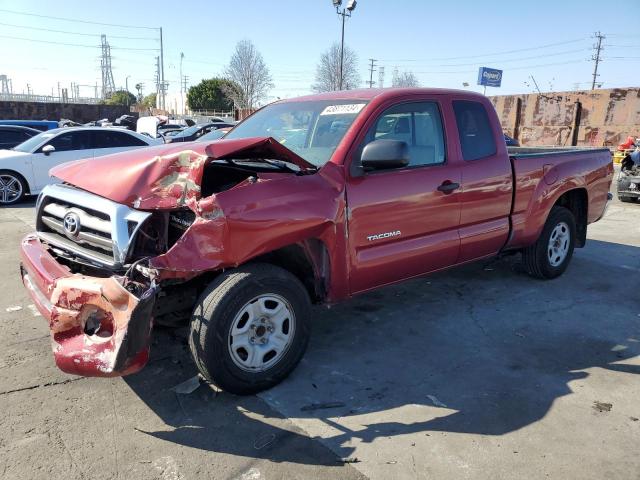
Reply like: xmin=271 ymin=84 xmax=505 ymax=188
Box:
xmin=21 ymin=136 xmax=330 ymax=378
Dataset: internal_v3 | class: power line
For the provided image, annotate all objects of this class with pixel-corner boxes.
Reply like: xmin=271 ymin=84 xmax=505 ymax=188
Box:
xmin=407 ymin=59 xmax=587 ymax=75
xmin=0 ymin=34 xmax=158 ymax=50
xmin=379 ymin=38 xmax=587 ymax=62
xmin=0 ymin=21 xmax=157 ymax=40
xmin=384 ymin=48 xmax=588 ymax=68
xmin=0 ymin=8 xmax=157 ymax=30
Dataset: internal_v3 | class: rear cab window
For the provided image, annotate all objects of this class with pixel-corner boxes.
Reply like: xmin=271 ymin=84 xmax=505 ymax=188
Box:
xmin=452 ymin=100 xmax=496 ymax=161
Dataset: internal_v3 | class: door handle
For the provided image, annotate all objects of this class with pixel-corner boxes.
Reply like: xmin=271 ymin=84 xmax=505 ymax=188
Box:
xmin=437 ymin=181 xmax=460 ymax=194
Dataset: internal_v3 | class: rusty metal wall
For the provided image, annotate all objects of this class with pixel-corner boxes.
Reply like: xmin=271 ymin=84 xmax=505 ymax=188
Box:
xmin=489 ymin=87 xmax=640 ymax=147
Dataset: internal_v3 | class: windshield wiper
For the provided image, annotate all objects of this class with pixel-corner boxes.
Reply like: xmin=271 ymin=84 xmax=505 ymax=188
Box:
xmin=229 ymin=158 xmax=317 ymax=174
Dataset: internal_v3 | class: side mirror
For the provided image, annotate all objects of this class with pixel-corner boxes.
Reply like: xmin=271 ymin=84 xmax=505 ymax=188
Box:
xmin=361 ymin=139 xmax=410 ymax=170
xmin=42 ymin=145 xmax=55 ymax=156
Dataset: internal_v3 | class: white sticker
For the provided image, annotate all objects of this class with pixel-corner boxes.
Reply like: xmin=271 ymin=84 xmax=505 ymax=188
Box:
xmin=320 ymin=103 xmax=365 ymax=116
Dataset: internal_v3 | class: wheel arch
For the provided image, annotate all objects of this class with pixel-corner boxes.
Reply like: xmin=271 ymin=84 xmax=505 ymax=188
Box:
xmin=553 ymin=188 xmax=588 ymax=247
xmin=249 ymin=238 xmax=330 ymax=304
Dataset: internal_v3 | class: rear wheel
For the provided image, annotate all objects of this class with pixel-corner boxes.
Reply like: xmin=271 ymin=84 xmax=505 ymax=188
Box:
xmin=189 ymin=263 xmax=311 ymax=395
xmin=0 ymin=170 xmax=27 ymax=205
xmin=522 ymin=206 xmax=576 ymax=279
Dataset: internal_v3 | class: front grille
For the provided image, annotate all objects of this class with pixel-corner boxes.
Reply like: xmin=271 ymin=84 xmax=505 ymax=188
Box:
xmin=35 ymin=184 xmax=151 ymax=268
xmin=41 ymin=201 xmax=113 ymax=255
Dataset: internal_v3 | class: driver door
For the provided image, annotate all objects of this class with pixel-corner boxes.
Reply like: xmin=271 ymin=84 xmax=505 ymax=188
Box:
xmin=32 ymin=130 xmax=94 ymax=190
xmin=346 ymin=100 xmax=462 ymax=294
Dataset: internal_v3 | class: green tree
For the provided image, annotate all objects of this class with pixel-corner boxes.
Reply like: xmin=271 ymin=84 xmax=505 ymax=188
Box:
xmin=104 ymin=90 xmax=137 ymax=106
xmin=187 ymin=78 xmax=237 ymax=111
xmin=141 ymin=93 xmax=157 ymax=109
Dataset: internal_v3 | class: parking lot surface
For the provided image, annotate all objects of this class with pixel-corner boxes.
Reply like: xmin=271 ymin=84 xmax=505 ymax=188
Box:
xmin=1 ymin=191 xmax=638 ymax=480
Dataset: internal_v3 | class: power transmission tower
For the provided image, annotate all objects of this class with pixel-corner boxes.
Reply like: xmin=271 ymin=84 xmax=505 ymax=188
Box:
xmin=0 ymin=75 xmax=10 ymax=94
xmin=591 ymin=31 xmax=605 ymax=90
xmin=378 ymin=66 xmax=385 ymax=89
xmin=182 ymin=75 xmax=189 ymax=94
xmin=100 ymin=34 xmax=116 ymax=99
xmin=367 ymin=58 xmax=377 ymax=88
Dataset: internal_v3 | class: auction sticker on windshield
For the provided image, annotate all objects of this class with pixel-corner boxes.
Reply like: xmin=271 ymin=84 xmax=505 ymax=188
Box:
xmin=320 ymin=103 xmax=365 ymax=115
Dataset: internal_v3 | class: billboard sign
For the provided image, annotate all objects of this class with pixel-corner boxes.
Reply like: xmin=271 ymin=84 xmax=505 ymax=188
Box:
xmin=477 ymin=67 xmax=503 ymax=87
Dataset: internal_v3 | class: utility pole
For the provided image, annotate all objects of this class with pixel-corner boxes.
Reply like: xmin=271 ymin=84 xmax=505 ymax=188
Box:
xmin=591 ymin=31 xmax=605 ymax=90
xmin=180 ymin=52 xmax=184 ymax=114
xmin=378 ymin=66 xmax=385 ymax=88
xmin=155 ymin=56 xmax=161 ymax=109
xmin=159 ymin=27 xmax=166 ymax=110
xmin=367 ymin=58 xmax=377 ymax=88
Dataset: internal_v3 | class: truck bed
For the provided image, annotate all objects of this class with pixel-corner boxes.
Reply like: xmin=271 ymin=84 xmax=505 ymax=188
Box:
xmin=506 ymin=146 xmax=613 ymax=249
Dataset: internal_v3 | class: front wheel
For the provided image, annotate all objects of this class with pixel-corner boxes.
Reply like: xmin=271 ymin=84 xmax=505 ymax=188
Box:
xmin=189 ymin=263 xmax=311 ymax=395
xmin=0 ymin=171 xmax=27 ymax=205
xmin=522 ymin=206 xmax=576 ymax=279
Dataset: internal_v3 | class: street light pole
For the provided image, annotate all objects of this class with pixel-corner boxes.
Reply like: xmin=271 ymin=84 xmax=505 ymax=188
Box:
xmin=333 ymin=0 xmax=357 ymax=91
xmin=339 ymin=11 xmax=346 ymax=90
xmin=125 ymin=75 xmax=131 ymax=106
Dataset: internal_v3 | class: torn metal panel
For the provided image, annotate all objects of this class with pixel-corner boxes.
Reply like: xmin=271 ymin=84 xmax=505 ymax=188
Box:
xmin=140 ymin=161 xmax=350 ymax=300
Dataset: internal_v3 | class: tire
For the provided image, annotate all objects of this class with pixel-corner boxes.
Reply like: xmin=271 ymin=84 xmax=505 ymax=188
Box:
xmin=0 ymin=170 xmax=27 ymax=205
xmin=618 ymin=196 xmax=637 ymax=203
xmin=522 ymin=206 xmax=576 ymax=279
xmin=189 ymin=263 xmax=311 ymax=395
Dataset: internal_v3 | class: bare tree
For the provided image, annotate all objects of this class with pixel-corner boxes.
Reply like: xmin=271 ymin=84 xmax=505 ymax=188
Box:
xmin=312 ymin=43 xmax=361 ymax=92
xmin=392 ymin=68 xmax=420 ymax=88
xmin=223 ymin=39 xmax=273 ymax=110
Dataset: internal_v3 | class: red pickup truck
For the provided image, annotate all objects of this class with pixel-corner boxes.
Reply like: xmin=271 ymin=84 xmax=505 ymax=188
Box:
xmin=20 ymin=88 xmax=613 ymax=394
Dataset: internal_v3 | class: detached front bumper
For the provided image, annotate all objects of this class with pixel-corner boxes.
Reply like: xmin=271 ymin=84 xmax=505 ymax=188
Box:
xmin=20 ymin=235 xmax=157 ymax=377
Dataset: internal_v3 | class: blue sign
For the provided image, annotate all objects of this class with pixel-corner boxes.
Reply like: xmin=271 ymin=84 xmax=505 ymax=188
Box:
xmin=477 ymin=67 xmax=503 ymax=87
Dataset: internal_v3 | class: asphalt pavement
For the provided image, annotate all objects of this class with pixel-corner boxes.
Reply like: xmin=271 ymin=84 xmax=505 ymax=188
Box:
xmin=0 ymin=186 xmax=638 ymax=480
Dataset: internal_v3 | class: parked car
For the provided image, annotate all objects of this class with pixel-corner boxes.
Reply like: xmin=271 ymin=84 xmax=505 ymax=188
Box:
xmin=0 ymin=120 xmax=59 ymax=131
xmin=19 ymin=88 xmax=613 ymax=394
xmin=0 ymin=127 xmax=161 ymax=204
xmin=0 ymin=125 xmax=40 ymax=149
xmin=617 ymin=149 xmax=640 ymax=203
xmin=197 ymin=126 xmax=232 ymax=142
xmin=165 ymin=122 xmax=235 ymax=143
xmin=504 ymin=134 xmax=519 ymax=146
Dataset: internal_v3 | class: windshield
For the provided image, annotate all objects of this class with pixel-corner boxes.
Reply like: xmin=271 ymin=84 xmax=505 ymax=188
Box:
xmin=12 ymin=131 xmax=56 ymax=152
xmin=224 ymin=99 xmax=369 ymax=167
xmin=198 ymin=128 xmax=229 ymax=142
xmin=173 ymin=125 xmax=200 ymax=138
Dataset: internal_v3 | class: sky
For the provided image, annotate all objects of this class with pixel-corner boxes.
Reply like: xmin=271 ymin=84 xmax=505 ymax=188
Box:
xmin=0 ymin=0 xmax=639 ymax=103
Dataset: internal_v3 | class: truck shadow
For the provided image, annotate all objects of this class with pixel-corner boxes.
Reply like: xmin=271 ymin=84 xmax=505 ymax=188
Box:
xmin=124 ymin=239 xmax=640 ymax=465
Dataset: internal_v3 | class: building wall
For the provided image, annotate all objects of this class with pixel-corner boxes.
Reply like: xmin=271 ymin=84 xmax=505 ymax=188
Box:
xmin=489 ymin=87 xmax=640 ymax=147
xmin=0 ymin=101 xmax=137 ymax=123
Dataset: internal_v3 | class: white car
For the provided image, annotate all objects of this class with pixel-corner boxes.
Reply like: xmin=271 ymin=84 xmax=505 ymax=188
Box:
xmin=0 ymin=127 xmax=162 ymax=205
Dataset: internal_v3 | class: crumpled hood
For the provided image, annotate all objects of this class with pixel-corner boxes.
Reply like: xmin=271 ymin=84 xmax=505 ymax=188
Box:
xmin=50 ymin=137 xmax=316 ymax=209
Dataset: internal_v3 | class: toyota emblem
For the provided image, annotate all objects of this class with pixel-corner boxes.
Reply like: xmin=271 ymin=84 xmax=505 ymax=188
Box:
xmin=63 ymin=212 xmax=81 ymax=237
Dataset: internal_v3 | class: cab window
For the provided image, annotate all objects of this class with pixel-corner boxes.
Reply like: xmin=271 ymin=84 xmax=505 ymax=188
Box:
xmin=453 ymin=100 xmax=496 ymax=161
xmin=363 ymin=102 xmax=446 ymax=167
